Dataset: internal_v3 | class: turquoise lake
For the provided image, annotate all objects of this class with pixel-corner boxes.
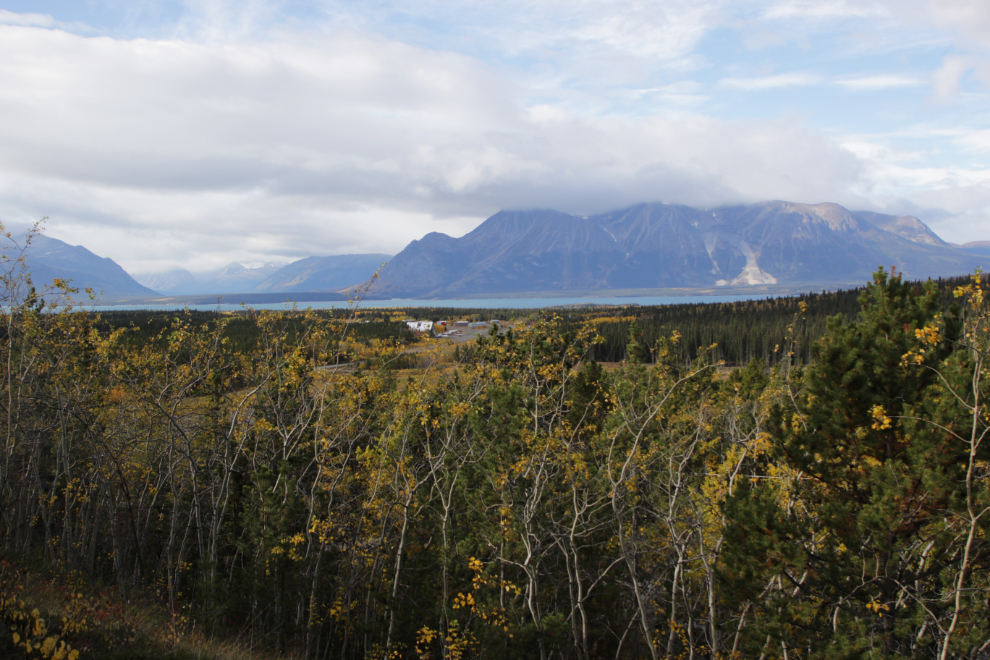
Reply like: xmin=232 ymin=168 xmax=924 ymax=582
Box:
xmin=87 ymin=293 xmax=779 ymax=312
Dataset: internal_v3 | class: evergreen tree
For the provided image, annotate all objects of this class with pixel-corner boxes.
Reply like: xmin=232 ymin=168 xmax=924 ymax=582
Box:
xmin=625 ymin=320 xmax=648 ymax=364
xmin=722 ymin=269 xmax=972 ymax=658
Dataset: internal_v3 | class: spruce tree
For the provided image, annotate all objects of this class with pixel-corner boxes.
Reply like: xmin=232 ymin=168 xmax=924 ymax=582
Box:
xmin=626 ymin=320 xmax=648 ymax=364
xmin=722 ymin=268 xmax=971 ymax=658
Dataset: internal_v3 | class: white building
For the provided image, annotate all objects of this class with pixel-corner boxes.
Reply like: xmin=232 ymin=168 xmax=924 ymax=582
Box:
xmin=405 ymin=320 xmax=434 ymax=333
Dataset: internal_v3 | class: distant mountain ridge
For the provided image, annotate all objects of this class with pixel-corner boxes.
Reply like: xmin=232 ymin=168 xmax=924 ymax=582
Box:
xmin=9 ymin=200 xmax=987 ymax=304
xmin=953 ymin=241 xmax=990 ymax=257
xmin=370 ymin=201 xmax=987 ymax=297
xmin=133 ymin=254 xmax=392 ymax=297
xmin=133 ymin=261 xmax=286 ymax=295
xmin=2 ymin=233 xmax=157 ymax=301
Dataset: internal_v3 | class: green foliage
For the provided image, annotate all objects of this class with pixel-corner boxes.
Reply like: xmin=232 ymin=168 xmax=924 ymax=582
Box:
xmin=3 ymin=223 xmax=989 ymax=660
xmin=722 ymin=269 xmax=990 ymax=659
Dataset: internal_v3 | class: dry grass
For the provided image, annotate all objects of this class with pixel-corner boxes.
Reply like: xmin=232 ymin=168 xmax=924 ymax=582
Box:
xmin=1 ymin=560 xmax=297 ymax=660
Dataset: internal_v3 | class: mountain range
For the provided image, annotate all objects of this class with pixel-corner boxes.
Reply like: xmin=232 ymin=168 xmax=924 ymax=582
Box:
xmin=133 ymin=261 xmax=287 ymax=295
xmin=5 ymin=200 xmax=988 ymax=302
xmin=955 ymin=241 xmax=990 ymax=257
xmin=132 ymin=254 xmax=391 ymax=297
xmin=369 ymin=201 xmax=988 ymax=297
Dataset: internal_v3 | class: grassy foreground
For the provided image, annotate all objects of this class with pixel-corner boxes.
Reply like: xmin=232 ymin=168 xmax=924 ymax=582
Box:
xmin=1 ymin=559 xmax=290 ymax=660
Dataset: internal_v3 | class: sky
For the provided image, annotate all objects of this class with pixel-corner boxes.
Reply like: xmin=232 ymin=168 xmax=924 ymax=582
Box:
xmin=0 ymin=0 xmax=988 ymax=274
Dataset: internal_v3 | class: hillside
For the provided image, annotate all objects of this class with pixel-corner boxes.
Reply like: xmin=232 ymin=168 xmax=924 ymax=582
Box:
xmin=2 ymin=232 xmax=159 ymax=301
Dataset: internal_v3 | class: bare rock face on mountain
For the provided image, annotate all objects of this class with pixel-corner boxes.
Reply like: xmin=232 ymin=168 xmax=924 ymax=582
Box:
xmin=715 ymin=202 xmax=880 ymax=285
xmin=851 ymin=211 xmax=948 ymax=247
xmin=371 ymin=201 xmax=987 ymax=297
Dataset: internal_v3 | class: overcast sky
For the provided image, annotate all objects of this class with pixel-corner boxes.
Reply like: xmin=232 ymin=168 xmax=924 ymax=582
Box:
xmin=0 ymin=0 xmax=988 ymax=273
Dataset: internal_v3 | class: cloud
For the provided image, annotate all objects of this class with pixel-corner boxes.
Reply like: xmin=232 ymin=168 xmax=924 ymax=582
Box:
xmin=1 ymin=4 xmax=989 ymax=271
xmin=549 ymin=0 xmax=721 ymax=62
xmin=837 ymin=129 xmax=990 ymax=242
xmin=0 ymin=23 xmax=880 ymax=272
xmin=918 ymin=0 xmax=990 ymax=48
xmin=958 ymin=129 xmax=990 ymax=155
xmin=931 ymin=55 xmax=977 ymax=103
xmin=0 ymin=10 xmax=54 ymax=28
xmin=716 ymin=72 xmax=822 ymax=90
xmin=835 ymin=75 xmax=925 ymax=90
xmin=172 ymin=0 xmax=289 ymax=41
xmin=390 ymin=0 xmax=725 ymax=64
xmin=762 ymin=1 xmax=889 ymax=20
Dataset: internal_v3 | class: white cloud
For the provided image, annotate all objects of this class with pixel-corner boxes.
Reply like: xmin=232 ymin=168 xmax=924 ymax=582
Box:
xmin=762 ymin=1 xmax=889 ymax=20
xmin=716 ymin=72 xmax=822 ymax=90
xmin=840 ymin=138 xmax=925 ymax=164
xmin=931 ymin=55 xmax=977 ymax=103
xmin=837 ymin=127 xmax=990 ymax=242
xmin=0 ymin=10 xmax=54 ymax=28
xmin=2 ymin=2 xmax=990 ymax=270
xmin=388 ymin=0 xmax=726 ymax=64
xmin=918 ymin=0 xmax=990 ymax=48
xmin=556 ymin=0 xmax=721 ymax=61
xmin=173 ymin=0 xmax=289 ymax=42
xmin=0 ymin=23 xmax=880 ymax=271
xmin=958 ymin=129 xmax=990 ymax=155
xmin=835 ymin=75 xmax=925 ymax=90
xmin=870 ymin=0 xmax=990 ymax=102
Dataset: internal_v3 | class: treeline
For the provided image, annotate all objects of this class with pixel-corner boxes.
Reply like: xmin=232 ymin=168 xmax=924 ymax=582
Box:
xmin=380 ymin=306 xmax=528 ymax=322
xmin=573 ymin=293 xmax=855 ymax=365
xmin=562 ymin=278 xmax=975 ymax=366
xmin=2 ymin=235 xmax=989 ymax=659
xmin=93 ymin=310 xmax=415 ymax=352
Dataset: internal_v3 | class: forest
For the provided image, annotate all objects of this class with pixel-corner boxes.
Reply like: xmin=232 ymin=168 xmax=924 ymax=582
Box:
xmin=2 ymin=230 xmax=989 ymax=659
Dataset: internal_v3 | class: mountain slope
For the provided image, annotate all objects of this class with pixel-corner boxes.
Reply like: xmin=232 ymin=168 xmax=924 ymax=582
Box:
xmin=718 ymin=201 xmax=886 ymax=285
xmin=134 ymin=268 xmax=198 ymax=293
xmin=253 ymin=254 xmax=391 ymax=293
xmin=376 ymin=210 xmax=625 ymax=296
xmin=451 ymin=210 xmax=625 ymax=293
xmin=724 ymin=202 xmax=979 ymax=284
xmin=371 ymin=201 xmax=987 ymax=297
xmin=955 ymin=241 xmax=990 ymax=257
xmin=851 ymin=210 xmax=948 ymax=247
xmin=593 ymin=203 xmax=727 ymax=287
xmin=2 ymin=233 xmax=159 ymax=301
